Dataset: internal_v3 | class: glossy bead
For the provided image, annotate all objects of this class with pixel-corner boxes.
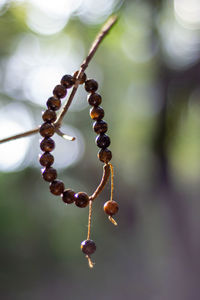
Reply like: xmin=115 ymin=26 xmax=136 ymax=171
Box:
xmin=42 ymin=109 xmax=57 ymax=123
xmin=39 ymin=152 xmax=54 ymax=167
xmin=39 ymin=122 xmax=55 ymax=138
xmin=85 ymin=79 xmax=98 ymax=93
xmin=61 ymin=74 xmax=75 ymax=88
xmin=104 ymin=200 xmax=119 ymax=216
xmin=46 ymin=97 xmax=61 ymax=111
xmin=40 ymin=138 xmax=55 ymax=152
xmin=81 ymin=240 xmax=96 ymax=255
xmin=96 ymin=134 xmax=110 ymax=148
xmin=73 ymin=71 xmax=87 ymax=84
xmin=53 ymin=85 xmax=67 ymax=99
xmin=90 ymin=106 xmax=104 ymax=121
xmin=93 ymin=120 xmax=108 ymax=134
xmin=75 ymin=192 xmax=89 ymax=208
xmin=98 ymin=148 xmax=112 ymax=163
xmin=62 ymin=189 xmax=76 ymax=204
xmin=42 ymin=167 xmax=57 ymax=182
xmin=50 ymin=180 xmax=65 ymax=195
xmin=87 ymin=93 xmax=102 ymax=106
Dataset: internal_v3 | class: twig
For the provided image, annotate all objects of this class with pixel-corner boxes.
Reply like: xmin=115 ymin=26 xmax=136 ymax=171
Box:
xmin=0 ymin=127 xmax=39 ymax=144
xmin=0 ymin=15 xmax=118 ymax=145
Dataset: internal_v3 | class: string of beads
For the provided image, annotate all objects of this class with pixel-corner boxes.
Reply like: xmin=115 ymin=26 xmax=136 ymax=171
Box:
xmin=39 ymin=71 xmax=119 ymax=268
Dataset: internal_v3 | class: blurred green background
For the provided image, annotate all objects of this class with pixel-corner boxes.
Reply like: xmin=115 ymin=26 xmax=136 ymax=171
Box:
xmin=1 ymin=0 xmax=200 ymax=299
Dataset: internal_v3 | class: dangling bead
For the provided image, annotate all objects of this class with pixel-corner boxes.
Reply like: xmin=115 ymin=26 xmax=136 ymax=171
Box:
xmin=81 ymin=239 xmax=96 ymax=255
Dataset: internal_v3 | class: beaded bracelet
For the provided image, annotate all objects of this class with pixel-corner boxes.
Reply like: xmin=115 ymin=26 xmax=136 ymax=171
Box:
xmin=39 ymin=71 xmax=119 ymax=268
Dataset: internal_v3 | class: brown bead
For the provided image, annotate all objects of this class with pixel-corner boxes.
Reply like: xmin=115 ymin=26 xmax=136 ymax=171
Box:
xmin=53 ymin=85 xmax=67 ymax=99
xmin=87 ymin=93 xmax=102 ymax=106
xmin=40 ymin=138 xmax=55 ymax=152
xmin=42 ymin=109 xmax=57 ymax=123
xmin=90 ymin=106 xmax=104 ymax=121
xmin=61 ymin=74 xmax=75 ymax=88
xmin=46 ymin=97 xmax=61 ymax=111
xmin=98 ymin=148 xmax=112 ymax=163
xmin=50 ymin=180 xmax=65 ymax=195
xmin=62 ymin=189 xmax=76 ymax=204
xmin=85 ymin=79 xmax=98 ymax=93
xmin=42 ymin=167 xmax=57 ymax=182
xmin=39 ymin=122 xmax=55 ymax=138
xmin=75 ymin=192 xmax=89 ymax=208
xmin=104 ymin=200 xmax=119 ymax=216
xmin=81 ymin=240 xmax=96 ymax=255
xmin=73 ymin=71 xmax=87 ymax=84
xmin=96 ymin=134 xmax=110 ymax=149
xmin=93 ymin=120 xmax=108 ymax=134
xmin=39 ymin=152 xmax=54 ymax=167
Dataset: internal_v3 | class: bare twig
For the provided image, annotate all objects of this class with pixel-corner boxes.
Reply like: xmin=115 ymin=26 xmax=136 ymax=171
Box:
xmin=0 ymin=15 xmax=118 ymax=145
xmin=0 ymin=127 xmax=39 ymax=144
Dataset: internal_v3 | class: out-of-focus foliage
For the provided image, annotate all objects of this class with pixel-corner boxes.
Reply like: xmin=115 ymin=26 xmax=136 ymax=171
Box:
xmin=1 ymin=1 xmax=200 ymax=299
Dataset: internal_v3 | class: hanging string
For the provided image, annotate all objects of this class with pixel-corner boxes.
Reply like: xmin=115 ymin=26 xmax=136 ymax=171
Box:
xmin=108 ymin=163 xmax=118 ymax=226
xmin=87 ymin=200 xmax=93 ymax=240
xmin=109 ymin=163 xmax=114 ymax=201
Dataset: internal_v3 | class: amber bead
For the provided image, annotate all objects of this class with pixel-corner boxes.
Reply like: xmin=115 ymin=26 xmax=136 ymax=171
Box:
xmin=96 ymin=134 xmax=110 ymax=148
xmin=46 ymin=97 xmax=61 ymax=111
xmin=73 ymin=71 xmax=87 ymax=84
xmin=50 ymin=180 xmax=65 ymax=195
xmin=42 ymin=167 xmax=57 ymax=182
xmin=87 ymin=93 xmax=102 ymax=106
xmin=61 ymin=74 xmax=75 ymax=88
xmin=42 ymin=109 xmax=57 ymax=123
xmin=81 ymin=240 xmax=96 ymax=255
xmin=85 ymin=79 xmax=98 ymax=93
xmin=104 ymin=200 xmax=119 ymax=216
xmin=40 ymin=138 xmax=55 ymax=152
xmin=98 ymin=148 xmax=112 ymax=163
xmin=90 ymin=106 xmax=104 ymax=121
xmin=39 ymin=152 xmax=54 ymax=167
xmin=62 ymin=189 xmax=76 ymax=204
xmin=53 ymin=85 xmax=67 ymax=99
xmin=39 ymin=122 xmax=55 ymax=138
xmin=93 ymin=120 xmax=108 ymax=134
xmin=75 ymin=192 xmax=89 ymax=208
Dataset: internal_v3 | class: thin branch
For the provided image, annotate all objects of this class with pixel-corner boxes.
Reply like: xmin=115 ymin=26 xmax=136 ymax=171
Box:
xmin=0 ymin=127 xmax=39 ymax=144
xmin=0 ymin=15 xmax=118 ymax=144
xmin=55 ymin=15 xmax=117 ymax=127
